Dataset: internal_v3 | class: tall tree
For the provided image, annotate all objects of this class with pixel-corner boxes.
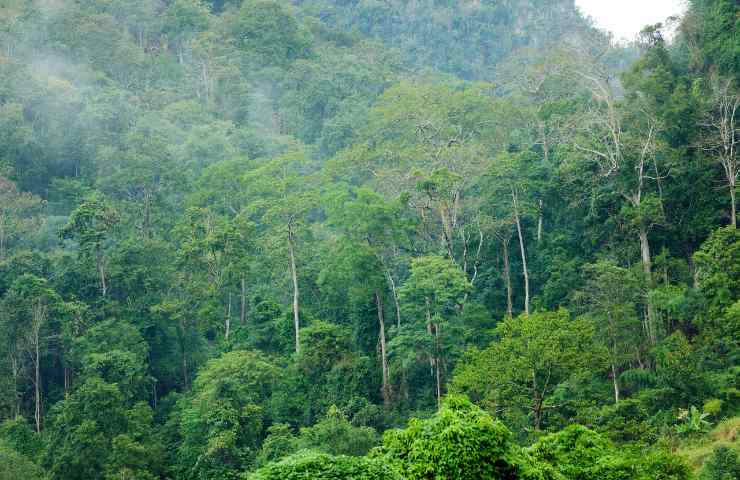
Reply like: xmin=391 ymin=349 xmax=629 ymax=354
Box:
xmin=60 ymin=193 xmax=119 ymax=298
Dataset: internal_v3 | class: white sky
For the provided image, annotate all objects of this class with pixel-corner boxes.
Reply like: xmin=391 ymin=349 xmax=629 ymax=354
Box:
xmin=575 ymin=0 xmax=688 ymax=41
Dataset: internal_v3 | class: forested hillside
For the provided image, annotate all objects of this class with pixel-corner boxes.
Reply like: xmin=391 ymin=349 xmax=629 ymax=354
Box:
xmin=0 ymin=0 xmax=738 ymax=479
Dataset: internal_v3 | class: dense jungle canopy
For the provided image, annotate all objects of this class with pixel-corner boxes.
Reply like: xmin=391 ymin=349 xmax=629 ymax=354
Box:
xmin=0 ymin=0 xmax=738 ymax=479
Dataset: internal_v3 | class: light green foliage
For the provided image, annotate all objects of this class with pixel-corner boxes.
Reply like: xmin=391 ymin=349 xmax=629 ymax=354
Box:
xmin=255 ymin=405 xmax=380 ymax=466
xmin=529 ymin=425 xmax=691 ymax=480
xmin=676 ymin=405 xmax=713 ymax=436
xmin=399 ymin=255 xmax=471 ymax=317
xmin=296 ymin=405 xmax=380 ymax=457
xmin=0 ymin=176 xmax=42 ymax=259
xmin=375 ymin=395 xmax=536 ymax=480
xmin=246 ymin=451 xmax=403 ymax=480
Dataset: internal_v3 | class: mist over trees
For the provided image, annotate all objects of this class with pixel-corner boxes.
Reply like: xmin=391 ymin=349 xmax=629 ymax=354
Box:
xmin=0 ymin=0 xmax=738 ymax=479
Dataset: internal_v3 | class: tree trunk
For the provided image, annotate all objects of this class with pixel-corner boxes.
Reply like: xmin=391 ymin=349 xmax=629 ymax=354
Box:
xmin=179 ymin=319 xmax=189 ymax=389
xmin=502 ymin=238 xmax=513 ymax=319
xmin=639 ymin=227 xmax=656 ymax=345
xmin=225 ymin=293 xmax=232 ymax=340
xmin=434 ymin=322 xmax=442 ymax=410
xmin=288 ymin=226 xmax=300 ymax=354
xmin=10 ymin=353 xmax=20 ymax=417
xmin=425 ymin=298 xmax=434 ymax=378
xmin=611 ymin=363 xmax=620 ymax=405
xmin=143 ymin=192 xmax=152 ymax=238
xmin=34 ymin=335 xmax=41 ymax=433
xmin=96 ymin=250 xmax=107 ymax=297
xmin=435 ymin=330 xmax=442 ymax=410
xmin=731 ymin=183 xmax=737 ymax=228
xmin=513 ymin=190 xmax=530 ymax=315
xmin=386 ymin=270 xmax=401 ymax=328
xmin=376 ymin=292 xmax=391 ymax=406
xmin=533 ymin=401 xmax=542 ymax=431
xmin=537 ymin=199 xmax=543 ymax=243
xmin=31 ymin=301 xmax=46 ymax=434
xmin=240 ymin=275 xmax=247 ymax=325
xmin=0 ymin=224 xmax=5 ymax=260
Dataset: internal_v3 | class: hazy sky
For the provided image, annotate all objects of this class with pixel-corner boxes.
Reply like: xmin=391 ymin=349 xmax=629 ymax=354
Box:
xmin=575 ymin=0 xmax=688 ymax=41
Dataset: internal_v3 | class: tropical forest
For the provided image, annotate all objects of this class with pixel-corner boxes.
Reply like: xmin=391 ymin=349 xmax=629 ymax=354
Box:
xmin=0 ymin=0 xmax=738 ymax=479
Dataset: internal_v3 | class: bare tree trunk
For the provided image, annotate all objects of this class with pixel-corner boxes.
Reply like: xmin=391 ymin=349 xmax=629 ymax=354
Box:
xmin=537 ymin=199 xmax=543 ymax=243
xmin=0 ymin=224 xmax=6 ymax=261
xmin=435 ymin=327 xmax=442 ymax=410
xmin=225 ymin=293 xmax=232 ymax=340
xmin=31 ymin=301 xmax=46 ymax=433
xmin=512 ymin=189 xmax=530 ymax=315
xmin=288 ymin=225 xmax=300 ymax=354
xmin=96 ymin=250 xmax=107 ymax=297
xmin=240 ymin=275 xmax=247 ymax=325
xmin=34 ymin=336 xmax=41 ymax=433
xmin=386 ymin=270 xmax=401 ymax=328
xmin=611 ymin=362 xmax=620 ymax=404
xmin=425 ymin=298 xmax=434 ymax=378
xmin=376 ymin=292 xmax=391 ymax=406
xmin=179 ymin=319 xmax=189 ymax=389
xmin=688 ymin=256 xmax=700 ymax=289
xmin=502 ymin=238 xmax=513 ymax=319
xmin=639 ymin=227 xmax=656 ymax=345
xmin=10 ymin=353 xmax=20 ymax=417
xmin=731 ymin=184 xmax=737 ymax=228
xmin=143 ymin=192 xmax=152 ymax=239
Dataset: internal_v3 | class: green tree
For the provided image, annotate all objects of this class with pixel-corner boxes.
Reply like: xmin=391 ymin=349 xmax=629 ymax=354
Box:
xmin=452 ymin=310 xmax=602 ymax=431
xmin=176 ymin=350 xmax=279 ymax=479
xmin=60 ymin=192 xmax=119 ymax=297
xmin=574 ymin=260 xmax=644 ymax=404
xmin=0 ymin=176 xmax=42 ymax=260
xmin=228 ymin=0 xmax=311 ymax=67
xmin=0 ymin=274 xmax=62 ymax=432
xmin=398 ymin=255 xmax=471 ymax=407
xmin=700 ymin=446 xmax=740 ymax=480
xmin=44 ymin=378 xmax=161 ymax=480
xmin=241 ymin=149 xmax=318 ymax=354
xmin=374 ymin=395 xmax=544 ymax=480
xmin=529 ymin=424 xmax=691 ymax=480
xmin=0 ymin=440 xmax=46 ymax=480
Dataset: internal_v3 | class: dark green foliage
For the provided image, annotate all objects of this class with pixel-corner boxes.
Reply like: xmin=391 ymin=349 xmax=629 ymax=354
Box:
xmin=43 ymin=378 xmax=163 ymax=480
xmin=175 ymin=350 xmax=279 ymax=479
xmin=0 ymin=0 xmax=738 ymax=478
xmin=700 ymin=446 xmax=740 ymax=480
xmin=0 ymin=440 xmax=47 ymax=480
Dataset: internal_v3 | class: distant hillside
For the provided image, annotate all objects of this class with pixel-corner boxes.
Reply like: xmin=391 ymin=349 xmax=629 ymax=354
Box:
xmin=293 ymin=0 xmax=592 ymax=79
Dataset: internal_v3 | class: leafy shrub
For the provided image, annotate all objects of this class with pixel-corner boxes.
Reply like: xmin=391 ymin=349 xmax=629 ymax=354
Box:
xmin=245 ymin=451 xmax=402 ymax=480
xmin=374 ymin=395 xmax=528 ymax=480
xmin=676 ymin=406 xmax=713 ymax=436
xmin=529 ymin=424 xmax=691 ymax=480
